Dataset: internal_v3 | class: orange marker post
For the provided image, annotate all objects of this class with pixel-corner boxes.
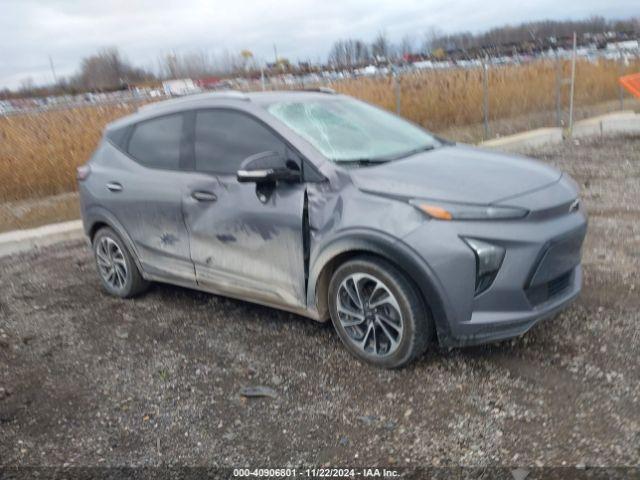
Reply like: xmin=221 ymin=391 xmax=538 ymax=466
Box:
xmin=619 ymin=73 xmax=640 ymax=99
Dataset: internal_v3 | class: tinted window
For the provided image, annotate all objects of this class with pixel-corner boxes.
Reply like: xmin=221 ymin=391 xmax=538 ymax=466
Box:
xmin=128 ymin=114 xmax=183 ymax=169
xmin=105 ymin=125 xmax=129 ymax=150
xmin=195 ymin=110 xmax=285 ymax=174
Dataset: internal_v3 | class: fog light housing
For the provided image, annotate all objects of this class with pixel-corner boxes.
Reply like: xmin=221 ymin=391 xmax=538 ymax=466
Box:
xmin=463 ymin=238 xmax=505 ymax=295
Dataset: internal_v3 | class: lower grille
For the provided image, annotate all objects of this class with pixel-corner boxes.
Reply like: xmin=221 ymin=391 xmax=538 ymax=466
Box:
xmin=525 ymin=270 xmax=573 ymax=307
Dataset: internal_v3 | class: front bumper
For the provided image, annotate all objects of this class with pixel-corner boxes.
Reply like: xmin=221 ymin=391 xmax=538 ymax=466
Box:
xmin=447 ymin=265 xmax=582 ymax=347
xmin=402 ymin=202 xmax=587 ymax=348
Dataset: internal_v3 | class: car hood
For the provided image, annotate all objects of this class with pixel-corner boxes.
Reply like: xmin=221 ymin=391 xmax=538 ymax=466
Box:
xmin=349 ymin=144 xmax=562 ymax=205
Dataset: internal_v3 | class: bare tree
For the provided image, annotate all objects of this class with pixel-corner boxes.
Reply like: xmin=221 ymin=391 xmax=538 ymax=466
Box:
xmin=160 ymin=50 xmax=257 ymax=79
xmin=328 ymin=39 xmax=370 ymax=68
xmin=371 ymin=32 xmax=390 ymax=61
xmin=422 ymin=26 xmax=444 ymax=54
xmin=78 ymin=47 xmax=148 ymax=90
xmin=400 ymin=35 xmax=415 ymax=57
xmin=19 ymin=77 xmax=35 ymax=94
xmin=162 ymin=51 xmax=211 ymax=78
xmin=354 ymin=40 xmax=370 ymax=64
xmin=419 ymin=16 xmax=638 ymax=54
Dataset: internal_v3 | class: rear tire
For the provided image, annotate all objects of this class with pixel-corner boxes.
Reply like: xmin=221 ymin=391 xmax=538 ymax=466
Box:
xmin=328 ymin=255 xmax=433 ymax=368
xmin=93 ymin=227 xmax=149 ymax=298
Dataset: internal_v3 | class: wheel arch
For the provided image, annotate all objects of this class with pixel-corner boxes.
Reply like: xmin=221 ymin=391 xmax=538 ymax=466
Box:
xmin=84 ymin=206 xmax=145 ymax=275
xmin=307 ymin=229 xmax=452 ymax=343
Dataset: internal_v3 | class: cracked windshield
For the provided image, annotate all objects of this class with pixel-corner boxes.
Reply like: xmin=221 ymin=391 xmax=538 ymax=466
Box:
xmin=267 ymin=98 xmax=439 ymax=163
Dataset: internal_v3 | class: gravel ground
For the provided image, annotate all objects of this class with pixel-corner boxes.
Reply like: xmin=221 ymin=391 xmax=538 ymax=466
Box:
xmin=0 ymin=136 xmax=639 ymax=468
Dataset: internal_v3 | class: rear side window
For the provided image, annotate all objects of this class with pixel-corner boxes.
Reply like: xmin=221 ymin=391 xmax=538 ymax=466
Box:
xmin=194 ymin=110 xmax=286 ymax=174
xmin=128 ymin=114 xmax=183 ymax=169
xmin=105 ymin=125 xmax=129 ymax=150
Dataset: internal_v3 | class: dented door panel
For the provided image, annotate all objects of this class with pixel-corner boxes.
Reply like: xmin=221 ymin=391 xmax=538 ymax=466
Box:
xmin=183 ymin=173 xmax=307 ymax=309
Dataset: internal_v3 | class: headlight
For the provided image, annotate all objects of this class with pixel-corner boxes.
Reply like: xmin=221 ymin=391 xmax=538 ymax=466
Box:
xmin=410 ymin=199 xmax=528 ymax=220
xmin=463 ymin=238 xmax=505 ymax=295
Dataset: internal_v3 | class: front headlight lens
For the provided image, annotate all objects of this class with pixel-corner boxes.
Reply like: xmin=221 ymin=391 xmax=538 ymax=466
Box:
xmin=410 ymin=199 xmax=528 ymax=220
xmin=463 ymin=238 xmax=505 ymax=295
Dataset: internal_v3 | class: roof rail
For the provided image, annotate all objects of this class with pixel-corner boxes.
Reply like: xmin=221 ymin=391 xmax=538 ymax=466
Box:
xmin=139 ymin=90 xmax=249 ymax=113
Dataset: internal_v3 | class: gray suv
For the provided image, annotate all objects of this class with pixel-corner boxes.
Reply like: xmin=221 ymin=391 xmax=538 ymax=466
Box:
xmin=78 ymin=90 xmax=587 ymax=368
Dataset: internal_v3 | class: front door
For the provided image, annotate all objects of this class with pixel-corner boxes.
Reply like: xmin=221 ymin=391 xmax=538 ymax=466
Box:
xmin=182 ymin=109 xmax=307 ymax=309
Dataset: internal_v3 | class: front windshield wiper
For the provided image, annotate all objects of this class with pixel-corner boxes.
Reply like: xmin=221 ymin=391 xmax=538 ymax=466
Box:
xmin=334 ymin=143 xmax=438 ymax=166
xmin=334 ymin=158 xmax=391 ymax=166
xmin=379 ymin=144 xmax=437 ymax=161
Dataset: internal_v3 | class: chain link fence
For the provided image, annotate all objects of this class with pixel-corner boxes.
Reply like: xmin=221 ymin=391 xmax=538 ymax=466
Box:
xmin=2 ymin=50 xmax=639 ymax=145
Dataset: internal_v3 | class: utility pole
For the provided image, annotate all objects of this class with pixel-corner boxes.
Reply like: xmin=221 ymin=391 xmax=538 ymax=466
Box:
xmin=48 ymin=55 xmax=58 ymax=85
xmin=568 ymin=32 xmax=577 ymax=137
xmin=555 ymin=48 xmax=562 ymax=127
xmin=482 ymin=55 xmax=490 ymax=141
xmin=392 ymin=65 xmax=401 ymax=115
xmin=273 ymin=44 xmax=278 ymax=64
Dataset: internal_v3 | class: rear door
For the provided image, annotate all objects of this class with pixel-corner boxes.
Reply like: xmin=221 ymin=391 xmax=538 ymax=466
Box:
xmin=182 ymin=108 xmax=308 ymax=309
xmin=99 ymin=112 xmax=195 ymax=284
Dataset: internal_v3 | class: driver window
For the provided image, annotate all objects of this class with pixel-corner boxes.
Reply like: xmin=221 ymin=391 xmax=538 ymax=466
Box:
xmin=194 ymin=110 xmax=286 ymax=175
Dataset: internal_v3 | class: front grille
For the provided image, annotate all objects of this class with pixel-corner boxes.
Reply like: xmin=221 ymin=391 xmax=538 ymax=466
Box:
xmin=525 ymin=270 xmax=573 ymax=306
xmin=548 ymin=272 xmax=572 ymax=297
xmin=527 ymin=226 xmax=585 ymax=288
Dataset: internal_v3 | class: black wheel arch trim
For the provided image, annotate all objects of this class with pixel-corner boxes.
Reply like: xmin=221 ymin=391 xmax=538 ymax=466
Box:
xmin=307 ymin=228 xmax=453 ymax=344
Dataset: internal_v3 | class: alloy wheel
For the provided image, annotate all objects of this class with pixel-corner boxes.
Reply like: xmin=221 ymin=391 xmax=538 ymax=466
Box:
xmin=96 ymin=236 xmax=128 ymax=290
xmin=336 ymin=273 xmax=404 ymax=357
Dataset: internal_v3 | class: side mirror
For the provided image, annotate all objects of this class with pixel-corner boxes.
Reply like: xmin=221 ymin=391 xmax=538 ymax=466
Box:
xmin=237 ymin=151 xmax=300 ymax=183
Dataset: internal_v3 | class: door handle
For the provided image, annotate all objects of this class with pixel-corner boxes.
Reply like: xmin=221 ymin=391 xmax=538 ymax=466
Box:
xmin=191 ymin=190 xmax=217 ymax=202
xmin=106 ymin=182 xmax=123 ymax=192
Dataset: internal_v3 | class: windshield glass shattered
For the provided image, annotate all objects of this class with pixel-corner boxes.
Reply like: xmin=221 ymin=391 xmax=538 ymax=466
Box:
xmin=266 ymin=97 xmax=439 ymax=163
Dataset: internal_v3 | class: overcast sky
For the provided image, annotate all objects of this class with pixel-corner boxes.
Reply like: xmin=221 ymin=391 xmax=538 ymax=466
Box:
xmin=0 ymin=0 xmax=637 ymax=89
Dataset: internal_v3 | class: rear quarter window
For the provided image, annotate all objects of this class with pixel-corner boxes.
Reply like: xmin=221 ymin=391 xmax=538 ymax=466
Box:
xmin=105 ymin=125 xmax=129 ymax=150
xmin=127 ymin=114 xmax=184 ymax=170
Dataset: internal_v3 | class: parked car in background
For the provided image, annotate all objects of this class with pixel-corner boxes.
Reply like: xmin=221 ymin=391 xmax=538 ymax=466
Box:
xmin=162 ymin=78 xmax=200 ymax=97
xmin=78 ymin=90 xmax=587 ymax=368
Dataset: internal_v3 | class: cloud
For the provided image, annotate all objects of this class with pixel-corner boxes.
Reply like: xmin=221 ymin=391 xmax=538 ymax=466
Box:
xmin=0 ymin=0 xmax=636 ymax=88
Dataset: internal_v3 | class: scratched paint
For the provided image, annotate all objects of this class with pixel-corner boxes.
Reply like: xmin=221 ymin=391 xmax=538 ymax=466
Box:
xmin=160 ymin=232 xmax=179 ymax=246
xmin=304 ymin=176 xmax=426 ymax=318
xmin=185 ymin=179 xmax=308 ymax=309
xmin=216 ymin=234 xmax=236 ymax=243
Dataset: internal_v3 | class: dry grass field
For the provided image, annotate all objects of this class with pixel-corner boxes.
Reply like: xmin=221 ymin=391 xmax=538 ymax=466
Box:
xmin=335 ymin=58 xmax=638 ymax=131
xmin=0 ymin=103 xmax=138 ymax=203
xmin=0 ymin=59 xmax=638 ymax=214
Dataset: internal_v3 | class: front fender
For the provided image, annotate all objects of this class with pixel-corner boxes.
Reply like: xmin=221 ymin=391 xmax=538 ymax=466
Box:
xmin=307 ymin=228 xmax=452 ymax=343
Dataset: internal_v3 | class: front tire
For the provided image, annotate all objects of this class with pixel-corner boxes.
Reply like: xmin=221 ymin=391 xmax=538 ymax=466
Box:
xmin=93 ymin=227 xmax=149 ymax=298
xmin=328 ymin=255 xmax=433 ymax=368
